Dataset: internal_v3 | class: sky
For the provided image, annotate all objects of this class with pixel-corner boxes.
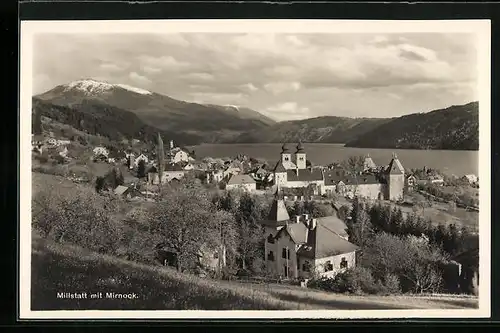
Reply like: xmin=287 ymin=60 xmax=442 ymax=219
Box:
xmin=33 ymin=33 xmax=478 ymax=121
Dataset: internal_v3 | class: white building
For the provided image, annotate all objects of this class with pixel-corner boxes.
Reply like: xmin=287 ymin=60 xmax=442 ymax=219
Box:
xmin=93 ymin=146 xmax=109 ymax=157
xmin=226 ymin=174 xmax=257 ymax=192
xmin=148 ymin=163 xmax=186 ymax=184
xmin=261 ymin=193 xmax=359 ymax=280
xmin=134 ymin=153 xmax=149 ymax=167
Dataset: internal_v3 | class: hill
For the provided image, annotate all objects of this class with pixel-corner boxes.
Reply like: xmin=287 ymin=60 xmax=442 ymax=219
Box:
xmin=345 ymin=102 xmax=479 ymax=150
xmin=32 ymin=97 xmax=203 ymax=145
xmin=31 ymin=233 xmax=478 ymax=311
xmin=228 ymin=116 xmax=390 ymax=143
xmin=35 ymin=79 xmax=274 ymax=143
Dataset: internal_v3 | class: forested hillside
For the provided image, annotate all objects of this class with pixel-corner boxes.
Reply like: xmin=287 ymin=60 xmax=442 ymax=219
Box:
xmin=32 ymin=97 xmax=203 ymax=145
xmin=345 ymin=102 xmax=479 ymax=150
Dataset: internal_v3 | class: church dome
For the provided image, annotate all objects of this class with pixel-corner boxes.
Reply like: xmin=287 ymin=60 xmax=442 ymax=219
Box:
xmin=296 ymin=141 xmax=305 ymax=153
xmin=281 ymin=143 xmax=289 ymax=153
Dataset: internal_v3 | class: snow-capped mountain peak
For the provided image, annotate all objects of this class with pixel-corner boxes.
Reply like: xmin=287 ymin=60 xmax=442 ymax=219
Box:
xmin=63 ymin=79 xmax=152 ymax=96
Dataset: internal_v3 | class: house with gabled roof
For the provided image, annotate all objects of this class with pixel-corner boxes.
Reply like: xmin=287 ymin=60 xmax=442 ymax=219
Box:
xmin=261 ymin=191 xmax=359 ymax=280
xmin=147 ymin=163 xmax=186 ymax=184
xmin=225 ymin=174 xmax=256 ymax=192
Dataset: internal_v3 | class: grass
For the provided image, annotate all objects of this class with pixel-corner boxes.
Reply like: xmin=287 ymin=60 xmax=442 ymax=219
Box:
xmin=31 ymin=234 xmax=478 ymax=311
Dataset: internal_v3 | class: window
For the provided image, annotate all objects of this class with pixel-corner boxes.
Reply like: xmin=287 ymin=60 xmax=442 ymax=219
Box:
xmin=267 ymin=234 xmax=275 ymax=244
xmin=213 ymin=252 xmax=219 ymax=259
xmin=324 ymin=260 xmax=333 ymax=272
xmin=282 ymin=248 xmax=290 ymax=259
xmin=267 ymin=251 xmax=275 ymax=261
xmin=299 ymin=157 xmax=304 ymax=161
xmin=284 ymin=157 xmax=289 ymax=161
xmin=302 ymin=261 xmax=311 ymax=272
xmin=340 ymin=257 xmax=348 ymax=269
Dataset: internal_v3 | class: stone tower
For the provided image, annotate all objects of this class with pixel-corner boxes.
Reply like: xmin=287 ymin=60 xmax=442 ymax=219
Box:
xmin=280 ymin=143 xmax=292 ymax=167
xmin=386 ymin=153 xmax=405 ymax=201
xmin=261 ymin=190 xmax=291 ymax=276
xmin=273 ymin=159 xmax=288 ymax=188
xmin=295 ymin=141 xmax=306 ymax=170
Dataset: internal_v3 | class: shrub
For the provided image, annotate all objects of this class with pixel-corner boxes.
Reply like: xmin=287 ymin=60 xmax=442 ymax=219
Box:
xmin=34 ymin=154 xmax=49 ymax=164
xmin=382 ymin=273 xmax=402 ymax=294
xmin=308 ymin=267 xmax=385 ymax=295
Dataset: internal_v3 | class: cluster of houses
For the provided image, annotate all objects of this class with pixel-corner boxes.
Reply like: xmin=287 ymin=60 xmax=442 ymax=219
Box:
xmin=31 ymin=133 xmax=71 ymax=159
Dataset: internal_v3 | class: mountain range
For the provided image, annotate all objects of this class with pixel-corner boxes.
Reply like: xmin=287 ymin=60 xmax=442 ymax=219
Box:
xmin=33 ymin=79 xmax=479 ymax=150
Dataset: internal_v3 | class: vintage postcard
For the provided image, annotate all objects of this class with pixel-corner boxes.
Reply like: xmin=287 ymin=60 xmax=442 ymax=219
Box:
xmin=19 ymin=19 xmax=491 ymax=319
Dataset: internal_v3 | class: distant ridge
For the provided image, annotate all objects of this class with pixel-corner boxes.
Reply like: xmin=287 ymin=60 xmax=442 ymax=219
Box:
xmin=35 ymin=79 xmax=276 ymax=144
xmin=344 ymin=102 xmax=479 ymax=150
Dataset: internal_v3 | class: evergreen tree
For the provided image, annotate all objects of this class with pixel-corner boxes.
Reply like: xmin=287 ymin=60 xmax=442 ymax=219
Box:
xmin=33 ymin=109 xmax=43 ymax=135
xmin=444 ymin=223 xmax=460 ymax=255
xmin=433 ymin=224 xmax=447 ymax=248
xmin=347 ymin=199 xmax=373 ymax=247
xmin=95 ymin=176 xmax=105 ymax=193
xmin=157 ymin=133 xmax=164 ymax=186
xmin=137 ymin=159 xmax=146 ymax=179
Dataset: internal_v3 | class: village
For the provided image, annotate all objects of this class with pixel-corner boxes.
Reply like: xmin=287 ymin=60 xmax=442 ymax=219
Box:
xmin=31 ymin=130 xmax=480 ymax=291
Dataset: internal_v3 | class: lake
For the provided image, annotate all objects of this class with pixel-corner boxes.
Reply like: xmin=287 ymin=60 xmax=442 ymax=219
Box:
xmin=189 ymin=143 xmax=479 ymax=176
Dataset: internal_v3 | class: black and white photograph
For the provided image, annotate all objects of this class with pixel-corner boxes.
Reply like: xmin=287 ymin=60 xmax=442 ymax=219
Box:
xmin=20 ymin=19 xmax=491 ymax=319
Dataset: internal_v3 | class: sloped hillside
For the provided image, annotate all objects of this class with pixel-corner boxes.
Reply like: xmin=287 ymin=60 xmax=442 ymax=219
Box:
xmin=345 ymin=102 xmax=479 ymax=150
xmin=32 ymin=97 xmax=202 ymax=146
xmin=31 ymin=234 xmax=478 ymax=311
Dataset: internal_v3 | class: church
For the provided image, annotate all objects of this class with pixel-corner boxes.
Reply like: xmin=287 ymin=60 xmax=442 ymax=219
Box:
xmin=272 ymin=142 xmax=324 ymax=193
xmin=272 ymin=142 xmax=406 ymax=201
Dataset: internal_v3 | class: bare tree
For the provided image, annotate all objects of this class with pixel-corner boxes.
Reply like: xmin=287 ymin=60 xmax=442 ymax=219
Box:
xmin=341 ymin=155 xmax=365 ymax=197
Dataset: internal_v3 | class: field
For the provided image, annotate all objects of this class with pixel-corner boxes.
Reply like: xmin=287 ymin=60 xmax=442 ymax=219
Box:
xmin=31 ymin=233 xmax=478 ymax=311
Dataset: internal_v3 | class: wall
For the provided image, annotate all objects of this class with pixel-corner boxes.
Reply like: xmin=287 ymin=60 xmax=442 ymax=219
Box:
xmin=356 ymin=183 xmax=385 ymax=200
xmin=226 ymin=183 xmax=256 ymax=192
xmin=298 ymin=251 xmax=356 ymax=279
xmin=165 ymin=171 xmax=185 ymax=182
xmin=265 ymin=226 xmax=299 ymax=279
xmin=173 ymin=151 xmax=189 ymax=163
xmin=389 ymin=174 xmax=405 ymax=201
xmin=296 ymin=153 xmax=306 ymax=169
xmin=274 ymin=172 xmax=287 ymax=187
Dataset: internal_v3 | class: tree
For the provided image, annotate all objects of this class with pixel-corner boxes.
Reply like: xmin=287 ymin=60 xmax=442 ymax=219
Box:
xmin=137 ymin=159 xmax=146 ymax=179
xmin=341 ymin=156 xmax=365 ymax=196
xmin=389 ymin=207 xmax=404 ymax=235
xmin=32 ymin=185 xmax=120 ymax=254
xmin=362 ymin=232 xmax=447 ymax=293
xmin=443 ymin=223 xmax=460 ymax=256
xmin=95 ymin=176 xmax=105 ymax=193
xmin=235 ymin=192 xmax=266 ymax=271
xmin=33 ymin=109 xmax=43 ymax=135
xmin=147 ymin=186 xmax=218 ymax=272
xmin=346 ymin=198 xmax=373 ymax=248
xmin=156 ymin=133 xmax=165 ymax=189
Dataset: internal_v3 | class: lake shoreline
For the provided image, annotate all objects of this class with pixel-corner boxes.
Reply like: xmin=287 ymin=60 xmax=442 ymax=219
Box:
xmin=188 ymin=143 xmax=478 ymax=176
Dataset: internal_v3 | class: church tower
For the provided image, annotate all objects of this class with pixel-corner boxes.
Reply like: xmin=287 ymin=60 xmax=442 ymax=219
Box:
xmin=280 ymin=143 xmax=292 ymax=167
xmin=261 ymin=190 xmax=291 ymax=276
xmin=386 ymin=153 xmax=405 ymax=201
xmin=295 ymin=141 xmax=306 ymax=169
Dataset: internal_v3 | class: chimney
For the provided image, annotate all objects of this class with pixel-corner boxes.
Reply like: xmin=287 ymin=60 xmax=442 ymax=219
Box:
xmin=295 ymin=215 xmax=301 ymax=224
xmin=303 ymin=213 xmax=309 ymax=221
xmin=295 ymin=168 xmax=299 ymax=176
xmin=170 ymin=140 xmax=174 ymax=150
